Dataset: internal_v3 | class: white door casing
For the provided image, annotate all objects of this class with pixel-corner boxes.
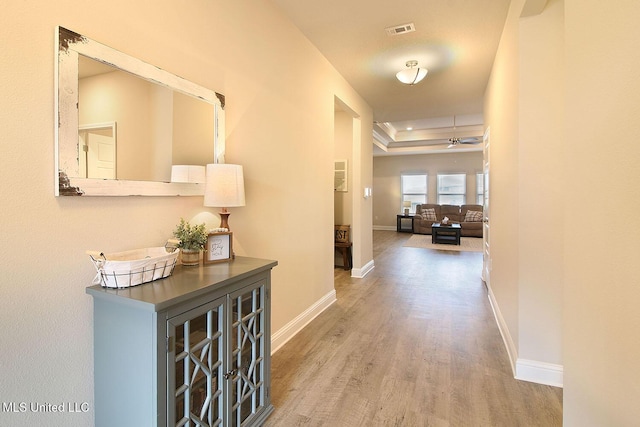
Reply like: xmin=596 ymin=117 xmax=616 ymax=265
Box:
xmin=79 ymin=122 xmax=116 ymax=179
xmin=482 ymin=127 xmax=490 ymax=283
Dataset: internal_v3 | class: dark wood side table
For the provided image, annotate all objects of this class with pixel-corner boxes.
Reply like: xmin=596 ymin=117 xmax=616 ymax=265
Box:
xmin=335 ymin=241 xmax=352 ymax=270
xmin=335 ymin=225 xmax=353 ymax=270
xmin=397 ymin=214 xmax=415 ymax=233
xmin=431 ymin=223 xmax=461 ymax=245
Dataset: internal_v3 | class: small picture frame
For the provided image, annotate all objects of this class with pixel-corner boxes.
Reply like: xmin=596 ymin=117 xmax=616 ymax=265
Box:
xmin=205 ymin=232 xmax=233 ymax=264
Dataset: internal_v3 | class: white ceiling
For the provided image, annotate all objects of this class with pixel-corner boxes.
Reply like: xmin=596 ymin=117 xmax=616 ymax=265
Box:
xmin=270 ymin=0 xmax=511 ymax=155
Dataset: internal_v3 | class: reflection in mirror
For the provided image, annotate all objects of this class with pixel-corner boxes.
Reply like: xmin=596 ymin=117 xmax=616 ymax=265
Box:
xmin=78 ymin=122 xmax=116 ymax=179
xmin=55 ymin=26 xmax=225 ymax=196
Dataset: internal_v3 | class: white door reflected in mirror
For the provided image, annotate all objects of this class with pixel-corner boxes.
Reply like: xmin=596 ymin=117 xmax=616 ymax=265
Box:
xmin=79 ymin=123 xmax=116 ymax=179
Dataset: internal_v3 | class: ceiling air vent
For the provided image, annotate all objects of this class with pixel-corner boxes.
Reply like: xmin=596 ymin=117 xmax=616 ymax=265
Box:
xmin=385 ymin=23 xmax=416 ymax=36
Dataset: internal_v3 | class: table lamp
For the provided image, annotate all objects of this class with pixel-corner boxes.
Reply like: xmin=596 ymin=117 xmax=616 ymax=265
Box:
xmin=204 ymin=164 xmax=245 ymax=230
xmin=403 ymin=201 xmax=411 ymax=215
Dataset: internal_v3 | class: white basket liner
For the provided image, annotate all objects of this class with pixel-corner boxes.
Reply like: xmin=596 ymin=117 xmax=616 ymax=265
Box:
xmin=90 ymin=247 xmax=179 ymax=288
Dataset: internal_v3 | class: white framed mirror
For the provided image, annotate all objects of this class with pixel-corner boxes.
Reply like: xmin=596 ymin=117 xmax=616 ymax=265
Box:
xmin=55 ymin=26 xmax=225 ymax=196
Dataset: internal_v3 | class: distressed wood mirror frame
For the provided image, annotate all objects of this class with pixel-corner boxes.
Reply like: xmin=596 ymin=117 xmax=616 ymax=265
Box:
xmin=55 ymin=26 xmax=225 ymax=196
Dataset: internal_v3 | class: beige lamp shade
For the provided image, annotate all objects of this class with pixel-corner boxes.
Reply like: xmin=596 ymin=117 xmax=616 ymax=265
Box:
xmin=204 ymin=164 xmax=245 ymax=230
xmin=204 ymin=164 xmax=246 ymax=208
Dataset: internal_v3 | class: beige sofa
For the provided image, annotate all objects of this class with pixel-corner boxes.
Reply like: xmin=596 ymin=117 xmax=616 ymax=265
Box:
xmin=413 ymin=204 xmax=484 ymax=237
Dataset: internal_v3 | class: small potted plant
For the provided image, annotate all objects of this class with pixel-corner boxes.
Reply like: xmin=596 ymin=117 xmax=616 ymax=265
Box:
xmin=172 ymin=218 xmax=207 ymax=266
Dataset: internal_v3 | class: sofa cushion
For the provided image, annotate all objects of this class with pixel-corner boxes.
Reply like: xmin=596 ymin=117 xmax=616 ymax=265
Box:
xmin=464 ymin=210 xmax=483 ymax=222
xmin=440 ymin=205 xmax=462 ymax=222
xmin=416 ymin=204 xmax=441 ymax=215
xmin=461 ymin=204 xmax=483 ymax=215
xmin=421 ymin=208 xmax=437 ymax=221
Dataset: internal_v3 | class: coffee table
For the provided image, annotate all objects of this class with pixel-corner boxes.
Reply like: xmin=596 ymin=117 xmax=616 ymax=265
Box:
xmin=431 ymin=223 xmax=461 ymax=245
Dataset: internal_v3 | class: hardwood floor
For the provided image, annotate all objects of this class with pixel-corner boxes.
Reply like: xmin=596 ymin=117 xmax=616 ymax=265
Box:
xmin=265 ymin=230 xmax=562 ymax=426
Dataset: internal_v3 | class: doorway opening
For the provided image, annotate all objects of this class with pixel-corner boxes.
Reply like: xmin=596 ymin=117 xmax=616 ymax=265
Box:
xmin=333 ymin=98 xmax=357 ymax=272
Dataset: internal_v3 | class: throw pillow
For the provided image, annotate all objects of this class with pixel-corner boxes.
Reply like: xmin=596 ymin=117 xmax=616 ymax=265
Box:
xmin=421 ymin=208 xmax=437 ymax=221
xmin=464 ymin=210 xmax=483 ymax=222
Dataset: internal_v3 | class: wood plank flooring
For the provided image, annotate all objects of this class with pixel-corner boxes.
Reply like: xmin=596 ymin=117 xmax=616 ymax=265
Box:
xmin=265 ymin=230 xmax=562 ymax=426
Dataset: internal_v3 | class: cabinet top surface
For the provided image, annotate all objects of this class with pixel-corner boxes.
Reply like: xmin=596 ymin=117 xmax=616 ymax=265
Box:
xmin=86 ymin=256 xmax=277 ymax=312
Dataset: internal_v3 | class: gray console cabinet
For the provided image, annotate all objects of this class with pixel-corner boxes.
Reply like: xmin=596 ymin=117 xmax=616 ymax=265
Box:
xmin=86 ymin=256 xmax=277 ymax=427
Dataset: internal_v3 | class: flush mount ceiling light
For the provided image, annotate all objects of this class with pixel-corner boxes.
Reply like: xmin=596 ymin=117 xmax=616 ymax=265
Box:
xmin=396 ymin=60 xmax=428 ymax=85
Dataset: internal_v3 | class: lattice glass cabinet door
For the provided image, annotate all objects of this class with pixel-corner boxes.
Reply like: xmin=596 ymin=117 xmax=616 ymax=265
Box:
xmin=168 ymin=299 xmax=225 ymax=427
xmin=228 ymin=282 xmax=268 ymax=426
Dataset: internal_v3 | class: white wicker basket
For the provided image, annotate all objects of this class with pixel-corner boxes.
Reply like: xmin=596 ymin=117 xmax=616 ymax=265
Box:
xmin=88 ymin=247 xmax=179 ymax=289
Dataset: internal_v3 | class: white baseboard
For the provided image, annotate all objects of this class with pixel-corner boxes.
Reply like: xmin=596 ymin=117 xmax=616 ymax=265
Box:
xmin=351 ymin=259 xmax=375 ymax=278
xmin=271 ymin=289 xmax=337 ymax=354
xmin=486 ymin=285 xmax=518 ymax=376
xmin=486 ymin=284 xmax=563 ymax=388
xmin=516 ymin=359 xmax=563 ymax=388
xmin=373 ymin=225 xmax=396 ymax=231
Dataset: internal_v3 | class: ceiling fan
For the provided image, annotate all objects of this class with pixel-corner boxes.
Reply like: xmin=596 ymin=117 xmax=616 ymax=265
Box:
xmin=447 ymin=116 xmax=481 ymax=148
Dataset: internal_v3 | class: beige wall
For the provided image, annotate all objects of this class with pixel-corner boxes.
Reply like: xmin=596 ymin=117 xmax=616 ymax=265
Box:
xmin=351 ymin=117 xmax=373 ymax=273
xmin=518 ymin=0 xmax=564 ymax=369
xmin=484 ymin=0 xmax=524 ymax=366
xmin=487 ymin=0 xmax=640 ymax=423
xmin=563 ymin=0 xmax=640 ymax=424
xmin=373 ymin=152 xmax=483 ymax=228
xmin=334 ymin=110 xmax=353 ymax=226
xmin=0 ymin=1 xmax=372 ymax=425
xmin=484 ymin=0 xmax=564 ymax=383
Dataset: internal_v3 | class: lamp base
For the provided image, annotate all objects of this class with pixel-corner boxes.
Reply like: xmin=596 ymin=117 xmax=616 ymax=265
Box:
xmin=219 ymin=211 xmax=231 ymax=231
